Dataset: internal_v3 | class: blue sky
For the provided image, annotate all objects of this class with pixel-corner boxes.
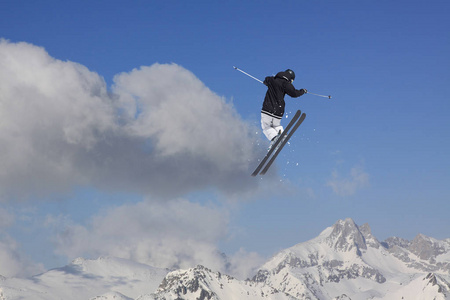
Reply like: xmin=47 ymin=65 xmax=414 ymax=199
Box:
xmin=0 ymin=0 xmax=449 ymax=278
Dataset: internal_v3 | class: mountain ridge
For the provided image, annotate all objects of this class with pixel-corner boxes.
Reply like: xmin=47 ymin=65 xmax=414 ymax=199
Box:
xmin=252 ymin=218 xmax=449 ymax=299
xmin=0 ymin=218 xmax=449 ymax=299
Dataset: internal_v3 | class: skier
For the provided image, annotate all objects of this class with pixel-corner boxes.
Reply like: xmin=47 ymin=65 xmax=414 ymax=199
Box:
xmin=261 ymin=69 xmax=307 ymax=147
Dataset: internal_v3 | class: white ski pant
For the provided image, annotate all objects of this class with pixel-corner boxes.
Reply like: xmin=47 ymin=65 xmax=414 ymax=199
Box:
xmin=261 ymin=113 xmax=283 ymax=141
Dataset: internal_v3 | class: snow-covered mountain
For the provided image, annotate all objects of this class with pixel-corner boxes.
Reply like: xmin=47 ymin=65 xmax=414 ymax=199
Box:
xmin=139 ymin=265 xmax=295 ymax=300
xmin=253 ymin=218 xmax=450 ymax=299
xmin=0 ymin=218 xmax=449 ymax=299
xmin=0 ymin=257 xmax=168 ymax=300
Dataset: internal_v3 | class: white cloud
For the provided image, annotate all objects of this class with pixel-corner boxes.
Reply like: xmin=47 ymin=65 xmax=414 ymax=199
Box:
xmin=326 ymin=164 xmax=369 ymax=196
xmin=0 ymin=235 xmax=45 ymax=278
xmin=48 ymin=199 xmax=260 ymax=277
xmin=0 ymin=40 xmax=259 ymax=200
xmin=48 ymin=199 xmax=266 ymax=279
xmin=0 ymin=207 xmax=45 ymax=277
xmin=227 ymin=248 xmax=265 ymax=280
xmin=0 ymin=40 xmax=264 ymax=279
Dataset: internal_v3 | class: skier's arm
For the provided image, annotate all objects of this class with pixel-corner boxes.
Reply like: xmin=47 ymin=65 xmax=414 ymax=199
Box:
xmin=285 ymin=82 xmax=307 ymax=98
xmin=263 ymin=76 xmax=273 ymax=86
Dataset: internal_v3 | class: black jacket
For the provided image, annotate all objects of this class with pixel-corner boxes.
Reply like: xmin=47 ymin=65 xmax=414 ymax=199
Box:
xmin=261 ymin=71 xmax=305 ymax=119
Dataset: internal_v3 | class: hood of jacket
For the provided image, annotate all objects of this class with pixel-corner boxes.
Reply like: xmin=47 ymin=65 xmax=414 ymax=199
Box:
xmin=275 ymin=70 xmax=294 ymax=82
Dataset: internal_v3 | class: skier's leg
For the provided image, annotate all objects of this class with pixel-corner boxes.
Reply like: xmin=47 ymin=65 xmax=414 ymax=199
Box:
xmin=261 ymin=113 xmax=277 ymax=141
xmin=272 ymin=117 xmax=283 ymax=136
xmin=261 ymin=113 xmax=283 ymax=141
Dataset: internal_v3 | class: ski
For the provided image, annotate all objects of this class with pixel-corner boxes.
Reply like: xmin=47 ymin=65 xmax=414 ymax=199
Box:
xmin=260 ymin=112 xmax=306 ymax=175
xmin=251 ymin=110 xmax=302 ymax=177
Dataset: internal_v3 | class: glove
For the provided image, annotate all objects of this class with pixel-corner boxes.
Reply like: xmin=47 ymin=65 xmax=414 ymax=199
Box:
xmin=300 ymin=88 xmax=307 ymax=94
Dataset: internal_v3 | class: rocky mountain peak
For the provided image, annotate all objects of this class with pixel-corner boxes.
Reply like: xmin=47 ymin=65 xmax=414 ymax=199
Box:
xmin=154 ymin=265 xmax=293 ymax=300
xmin=409 ymin=233 xmax=449 ymax=261
xmin=253 ymin=220 xmax=449 ymax=300
xmin=157 ymin=265 xmax=217 ymax=299
xmin=359 ymin=222 xmax=381 ymax=249
xmin=382 ymin=236 xmax=411 ymax=249
xmin=326 ymin=218 xmax=367 ymax=255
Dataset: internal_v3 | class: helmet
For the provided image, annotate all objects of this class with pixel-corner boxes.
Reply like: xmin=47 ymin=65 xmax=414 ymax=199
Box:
xmin=285 ymin=69 xmax=295 ymax=82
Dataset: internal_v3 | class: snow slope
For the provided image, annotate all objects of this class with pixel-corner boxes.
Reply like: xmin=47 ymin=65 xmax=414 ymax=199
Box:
xmin=0 ymin=257 xmax=168 ymax=300
xmin=383 ymin=273 xmax=449 ymax=300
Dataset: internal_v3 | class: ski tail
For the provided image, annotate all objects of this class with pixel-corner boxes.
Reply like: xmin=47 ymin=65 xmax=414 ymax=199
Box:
xmin=260 ymin=112 xmax=306 ymax=175
xmin=251 ymin=110 xmax=301 ymax=177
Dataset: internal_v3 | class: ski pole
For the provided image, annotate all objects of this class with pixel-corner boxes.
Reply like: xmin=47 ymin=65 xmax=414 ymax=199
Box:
xmin=233 ymin=66 xmax=263 ymax=84
xmin=307 ymin=92 xmax=332 ymax=99
xmin=234 ymin=66 xmax=332 ymax=99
